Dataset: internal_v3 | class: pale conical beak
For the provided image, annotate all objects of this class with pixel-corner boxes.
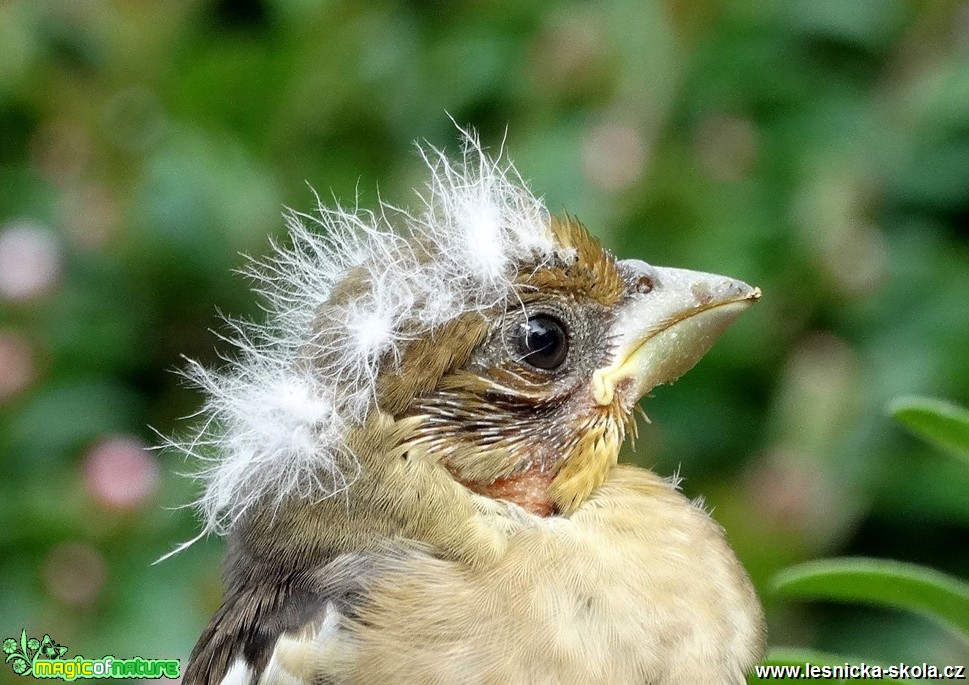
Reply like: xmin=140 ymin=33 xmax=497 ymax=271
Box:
xmin=592 ymin=259 xmax=761 ymax=407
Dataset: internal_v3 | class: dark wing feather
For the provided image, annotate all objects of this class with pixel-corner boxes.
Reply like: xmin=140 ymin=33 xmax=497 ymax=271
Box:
xmin=182 ymin=554 xmax=374 ymax=685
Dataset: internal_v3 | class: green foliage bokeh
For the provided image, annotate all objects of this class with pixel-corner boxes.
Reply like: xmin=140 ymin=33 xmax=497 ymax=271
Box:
xmin=1 ymin=0 xmax=968 ymax=672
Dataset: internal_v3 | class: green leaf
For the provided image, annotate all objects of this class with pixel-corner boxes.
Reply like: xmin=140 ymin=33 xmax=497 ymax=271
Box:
xmin=889 ymin=396 xmax=969 ymax=462
xmin=749 ymin=647 xmax=912 ymax=683
xmin=771 ymin=557 xmax=969 ymax=640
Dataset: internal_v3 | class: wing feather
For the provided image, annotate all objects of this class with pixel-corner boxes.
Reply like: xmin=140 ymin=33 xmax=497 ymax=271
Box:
xmin=185 ymin=553 xmax=372 ymax=685
xmin=258 ymin=602 xmax=352 ymax=685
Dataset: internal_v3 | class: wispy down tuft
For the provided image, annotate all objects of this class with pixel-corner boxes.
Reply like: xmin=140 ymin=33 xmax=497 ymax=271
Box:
xmin=171 ymin=129 xmax=560 ymax=535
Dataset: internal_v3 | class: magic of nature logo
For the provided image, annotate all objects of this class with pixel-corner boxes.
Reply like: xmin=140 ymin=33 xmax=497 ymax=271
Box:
xmin=3 ymin=630 xmax=180 ymax=680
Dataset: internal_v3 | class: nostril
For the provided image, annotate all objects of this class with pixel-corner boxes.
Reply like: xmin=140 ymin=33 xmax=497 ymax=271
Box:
xmin=618 ymin=258 xmax=658 ymax=294
xmin=634 ymin=274 xmax=653 ymax=294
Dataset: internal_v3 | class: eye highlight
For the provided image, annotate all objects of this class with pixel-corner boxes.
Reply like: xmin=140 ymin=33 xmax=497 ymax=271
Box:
xmin=516 ymin=315 xmax=569 ymax=370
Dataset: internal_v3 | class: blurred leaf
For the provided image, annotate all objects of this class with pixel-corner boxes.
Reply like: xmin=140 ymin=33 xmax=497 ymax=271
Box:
xmin=5 ymin=380 xmax=144 ymax=466
xmin=889 ymin=396 xmax=969 ymax=463
xmin=772 ymin=557 xmax=969 ymax=640
xmin=749 ymin=648 xmax=911 ymax=683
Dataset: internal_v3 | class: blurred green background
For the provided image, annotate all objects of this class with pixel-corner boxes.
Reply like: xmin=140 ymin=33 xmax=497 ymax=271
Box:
xmin=2 ymin=0 xmax=969 ymax=677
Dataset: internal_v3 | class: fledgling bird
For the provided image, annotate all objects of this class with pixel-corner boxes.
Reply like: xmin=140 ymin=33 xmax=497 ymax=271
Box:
xmin=175 ymin=133 xmax=765 ymax=685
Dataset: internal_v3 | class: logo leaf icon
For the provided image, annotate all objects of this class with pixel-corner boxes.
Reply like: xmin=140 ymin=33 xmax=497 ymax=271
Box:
xmin=4 ymin=630 xmax=70 ymax=676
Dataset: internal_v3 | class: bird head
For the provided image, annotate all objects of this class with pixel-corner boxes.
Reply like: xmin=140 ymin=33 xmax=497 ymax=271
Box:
xmin=378 ymin=215 xmax=759 ymax=517
xmin=177 ymin=131 xmax=758 ymax=553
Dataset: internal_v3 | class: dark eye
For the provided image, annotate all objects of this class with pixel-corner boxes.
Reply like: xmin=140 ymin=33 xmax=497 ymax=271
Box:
xmin=516 ymin=315 xmax=569 ymax=370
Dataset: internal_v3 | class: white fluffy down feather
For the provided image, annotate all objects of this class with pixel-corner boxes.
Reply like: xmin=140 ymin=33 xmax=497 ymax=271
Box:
xmin=172 ymin=131 xmax=564 ymax=535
